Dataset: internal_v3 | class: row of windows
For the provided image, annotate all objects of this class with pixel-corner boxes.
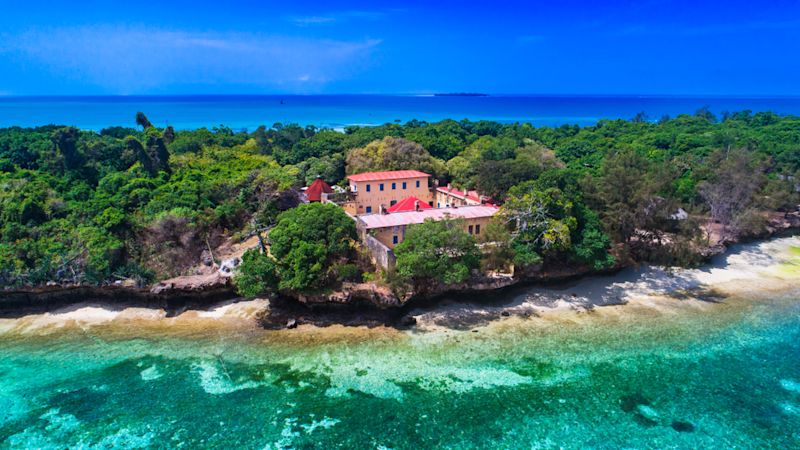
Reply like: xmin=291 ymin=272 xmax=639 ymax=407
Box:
xmin=365 ymin=180 xmax=421 ymax=192
xmin=391 ymin=223 xmax=480 ymax=245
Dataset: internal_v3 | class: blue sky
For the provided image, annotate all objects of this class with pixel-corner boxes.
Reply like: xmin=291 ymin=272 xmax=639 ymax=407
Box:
xmin=0 ymin=0 xmax=798 ymax=95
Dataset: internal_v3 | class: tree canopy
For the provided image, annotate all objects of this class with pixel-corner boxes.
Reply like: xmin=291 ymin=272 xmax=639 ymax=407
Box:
xmin=235 ymin=202 xmax=357 ymax=295
xmin=2 ymin=110 xmax=800 ymax=287
xmin=393 ymin=218 xmax=481 ymax=288
xmin=346 ymin=136 xmax=445 ymax=177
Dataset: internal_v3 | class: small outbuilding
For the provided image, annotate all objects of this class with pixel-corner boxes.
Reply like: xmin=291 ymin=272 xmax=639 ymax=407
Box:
xmin=304 ymin=177 xmax=333 ymax=202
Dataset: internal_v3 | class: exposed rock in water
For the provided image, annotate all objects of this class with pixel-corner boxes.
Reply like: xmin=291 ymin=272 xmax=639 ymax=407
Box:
xmin=671 ymin=420 xmax=695 ymax=433
xmin=620 ymin=393 xmax=660 ymax=427
xmin=636 ymin=404 xmax=660 ymax=422
xmin=620 ymin=393 xmax=651 ymax=413
xmin=259 ymin=295 xmax=406 ymax=330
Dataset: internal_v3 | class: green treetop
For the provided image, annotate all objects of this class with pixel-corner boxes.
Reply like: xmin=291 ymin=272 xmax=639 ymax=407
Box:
xmin=393 ymin=218 xmax=481 ymax=288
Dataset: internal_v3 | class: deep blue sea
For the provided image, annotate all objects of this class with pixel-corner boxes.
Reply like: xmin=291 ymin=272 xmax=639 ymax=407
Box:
xmin=1 ymin=95 xmax=800 ymax=130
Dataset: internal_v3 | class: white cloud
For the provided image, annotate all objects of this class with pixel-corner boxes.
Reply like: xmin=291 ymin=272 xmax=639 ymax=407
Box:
xmin=287 ymin=10 xmax=388 ymax=26
xmin=289 ymin=16 xmax=338 ymax=26
xmin=0 ymin=27 xmax=382 ymax=94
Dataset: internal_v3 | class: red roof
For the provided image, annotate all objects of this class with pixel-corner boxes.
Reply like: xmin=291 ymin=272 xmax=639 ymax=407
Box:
xmin=348 ymin=170 xmax=430 ymax=182
xmin=386 ymin=196 xmax=433 ymax=213
xmin=305 ymin=178 xmax=333 ymax=202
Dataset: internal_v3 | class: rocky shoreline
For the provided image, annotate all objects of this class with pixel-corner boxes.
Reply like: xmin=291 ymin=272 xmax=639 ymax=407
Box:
xmin=0 ymin=282 xmax=236 ymax=318
xmin=3 ymin=211 xmax=799 ymax=326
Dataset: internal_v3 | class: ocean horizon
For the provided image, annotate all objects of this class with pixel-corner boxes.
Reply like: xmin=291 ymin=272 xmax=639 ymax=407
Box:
xmin=2 ymin=94 xmax=800 ymax=131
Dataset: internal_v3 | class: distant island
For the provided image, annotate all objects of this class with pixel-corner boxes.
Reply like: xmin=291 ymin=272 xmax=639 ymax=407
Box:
xmin=433 ymin=93 xmax=489 ymax=97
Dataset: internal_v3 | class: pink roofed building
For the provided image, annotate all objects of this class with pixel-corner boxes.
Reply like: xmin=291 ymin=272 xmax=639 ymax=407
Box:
xmin=357 ymin=204 xmax=499 ymax=249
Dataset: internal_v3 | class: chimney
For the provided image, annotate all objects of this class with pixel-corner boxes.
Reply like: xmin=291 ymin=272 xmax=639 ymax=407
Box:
xmin=414 ymin=200 xmax=420 ymax=212
xmin=447 ymin=183 xmax=452 ymax=191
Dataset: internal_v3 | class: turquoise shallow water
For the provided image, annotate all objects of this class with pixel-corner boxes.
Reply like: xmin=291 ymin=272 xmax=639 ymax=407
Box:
xmin=1 ymin=297 xmax=799 ymax=449
xmin=2 ymin=239 xmax=800 ymax=448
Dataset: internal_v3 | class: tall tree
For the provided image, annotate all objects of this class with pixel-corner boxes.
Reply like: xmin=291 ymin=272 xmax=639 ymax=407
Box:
xmin=135 ymin=112 xmax=153 ymax=130
xmin=267 ymin=203 xmax=357 ymax=291
xmin=585 ymin=148 xmax=651 ymax=244
xmin=162 ymin=126 xmax=175 ymax=145
xmin=147 ymin=136 xmax=171 ymax=174
xmin=125 ymin=137 xmax=157 ymax=176
xmin=51 ymin=127 xmax=83 ymax=170
xmin=346 ymin=137 xmax=444 ymax=176
xmin=699 ymin=149 xmax=763 ymax=239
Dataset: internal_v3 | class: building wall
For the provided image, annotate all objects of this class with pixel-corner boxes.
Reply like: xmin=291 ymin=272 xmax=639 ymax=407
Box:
xmin=369 ymin=215 xmax=494 ymax=249
xmin=361 ymin=234 xmax=396 ymax=271
xmin=340 ymin=201 xmax=358 ymax=216
xmin=349 ymin=176 xmax=431 ymax=215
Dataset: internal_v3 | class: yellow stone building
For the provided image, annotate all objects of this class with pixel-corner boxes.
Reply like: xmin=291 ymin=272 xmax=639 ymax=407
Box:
xmin=347 ymin=170 xmax=432 ymax=215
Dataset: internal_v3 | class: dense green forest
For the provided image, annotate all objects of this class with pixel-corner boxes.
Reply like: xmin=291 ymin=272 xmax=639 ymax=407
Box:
xmin=1 ymin=110 xmax=799 ymax=292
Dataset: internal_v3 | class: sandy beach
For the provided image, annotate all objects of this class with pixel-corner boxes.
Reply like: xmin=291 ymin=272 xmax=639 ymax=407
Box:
xmin=3 ymin=235 xmax=799 ymax=340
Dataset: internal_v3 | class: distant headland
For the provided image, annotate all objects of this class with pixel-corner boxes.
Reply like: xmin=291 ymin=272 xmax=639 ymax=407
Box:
xmin=433 ymin=93 xmax=489 ymax=97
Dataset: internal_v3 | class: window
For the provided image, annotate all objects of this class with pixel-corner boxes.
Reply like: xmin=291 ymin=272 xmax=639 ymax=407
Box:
xmin=366 ymin=206 xmax=372 ymax=214
xmin=390 ymin=200 xmax=397 ymax=206
xmin=437 ymin=202 xmax=440 ymax=208
xmin=416 ymin=180 xmax=420 ymax=188
xmin=475 ymin=224 xmax=481 ymax=235
xmin=392 ymin=182 xmax=396 ymax=190
xmin=392 ymin=235 xmax=399 ymax=245
xmin=366 ymin=184 xmax=371 ymax=192
xmin=468 ymin=225 xmax=474 ymax=234
xmin=379 ymin=183 xmax=384 ymax=191
xmin=402 ymin=182 xmax=407 ymax=189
